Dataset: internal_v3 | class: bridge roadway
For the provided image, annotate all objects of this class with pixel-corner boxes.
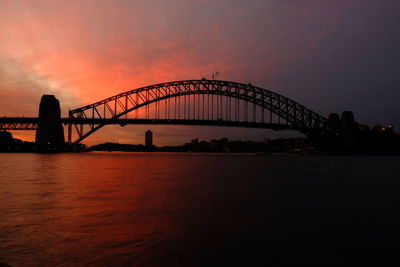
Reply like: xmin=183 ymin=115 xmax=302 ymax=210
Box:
xmin=0 ymin=117 xmax=293 ymax=131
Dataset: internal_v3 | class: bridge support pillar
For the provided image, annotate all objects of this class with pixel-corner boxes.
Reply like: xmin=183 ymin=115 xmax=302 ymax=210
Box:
xmin=35 ymin=95 xmax=65 ymax=149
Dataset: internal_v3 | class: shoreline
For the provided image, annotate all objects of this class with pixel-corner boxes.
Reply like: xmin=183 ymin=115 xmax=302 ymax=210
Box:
xmin=1 ymin=149 xmax=399 ymax=156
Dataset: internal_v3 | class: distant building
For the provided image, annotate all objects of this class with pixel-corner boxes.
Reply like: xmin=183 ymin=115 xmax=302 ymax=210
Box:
xmin=145 ymin=130 xmax=153 ymax=148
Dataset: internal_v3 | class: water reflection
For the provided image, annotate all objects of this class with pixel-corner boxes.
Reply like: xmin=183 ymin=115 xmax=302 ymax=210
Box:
xmin=1 ymin=153 xmax=400 ymax=265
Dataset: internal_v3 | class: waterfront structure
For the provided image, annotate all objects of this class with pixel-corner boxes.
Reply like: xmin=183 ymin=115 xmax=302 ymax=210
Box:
xmin=0 ymin=80 xmax=330 ymax=144
xmin=35 ymin=95 xmax=65 ymax=146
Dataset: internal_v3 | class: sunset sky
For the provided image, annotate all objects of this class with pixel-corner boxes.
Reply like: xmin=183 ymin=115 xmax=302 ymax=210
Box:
xmin=1 ymin=0 xmax=399 ymax=145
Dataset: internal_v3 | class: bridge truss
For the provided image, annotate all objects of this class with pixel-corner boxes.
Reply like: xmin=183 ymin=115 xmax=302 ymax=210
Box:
xmin=0 ymin=117 xmax=38 ymax=130
xmin=68 ymin=80 xmax=328 ymax=143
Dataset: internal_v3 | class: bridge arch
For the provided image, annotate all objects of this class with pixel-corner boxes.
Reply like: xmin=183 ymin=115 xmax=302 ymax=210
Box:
xmin=68 ymin=79 xmax=328 ymax=143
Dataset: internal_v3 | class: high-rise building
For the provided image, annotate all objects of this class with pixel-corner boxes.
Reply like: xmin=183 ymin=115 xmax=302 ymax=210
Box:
xmin=145 ymin=130 xmax=153 ymax=148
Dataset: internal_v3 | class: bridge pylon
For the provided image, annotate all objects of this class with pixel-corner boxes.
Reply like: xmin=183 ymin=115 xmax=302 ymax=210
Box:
xmin=35 ymin=95 xmax=65 ymax=147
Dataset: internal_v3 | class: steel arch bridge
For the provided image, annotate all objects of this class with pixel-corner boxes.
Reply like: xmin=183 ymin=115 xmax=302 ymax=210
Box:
xmin=67 ymin=79 xmax=328 ymax=144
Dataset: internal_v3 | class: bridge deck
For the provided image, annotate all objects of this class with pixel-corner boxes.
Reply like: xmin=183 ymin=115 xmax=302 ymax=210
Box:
xmin=0 ymin=117 xmax=293 ymax=131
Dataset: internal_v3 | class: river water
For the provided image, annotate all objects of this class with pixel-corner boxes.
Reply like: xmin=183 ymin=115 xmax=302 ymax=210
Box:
xmin=0 ymin=152 xmax=399 ymax=266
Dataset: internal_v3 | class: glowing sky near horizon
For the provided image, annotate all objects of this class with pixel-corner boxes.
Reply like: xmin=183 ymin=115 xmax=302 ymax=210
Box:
xmin=1 ymin=0 xmax=399 ymax=145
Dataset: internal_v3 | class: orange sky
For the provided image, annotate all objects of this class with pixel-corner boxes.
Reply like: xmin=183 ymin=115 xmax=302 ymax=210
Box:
xmin=1 ymin=1 xmax=399 ymax=145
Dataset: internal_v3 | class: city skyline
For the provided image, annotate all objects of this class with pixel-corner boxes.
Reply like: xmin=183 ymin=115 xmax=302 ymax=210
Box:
xmin=1 ymin=0 xmax=399 ymax=145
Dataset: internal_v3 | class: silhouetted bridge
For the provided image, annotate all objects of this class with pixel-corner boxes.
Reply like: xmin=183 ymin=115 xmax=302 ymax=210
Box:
xmin=0 ymin=79 xmax=329 ymax=143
